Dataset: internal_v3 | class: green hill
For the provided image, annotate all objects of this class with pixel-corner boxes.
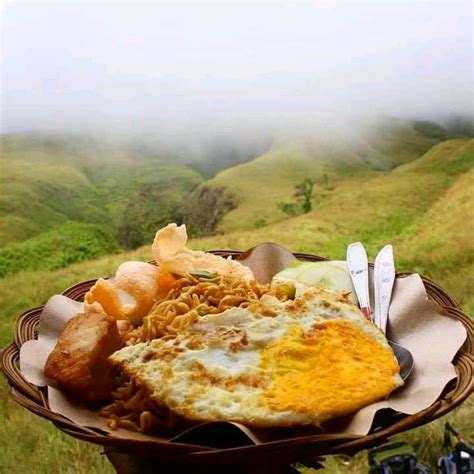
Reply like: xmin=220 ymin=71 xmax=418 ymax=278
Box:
xmin=396 ymin=164 xmax=474 ymax=300
xmin=1 ymin=137 xmax=471 ymax=341
xmin=394 ymin=137 xmax=474 ymax=174
xmin=187 ymin=119 xmax=447 ymax=234
xmin=0 ymin=150 xmax=102 ymax=245
xmin=0 ymin=134 xmax=203 ymax=273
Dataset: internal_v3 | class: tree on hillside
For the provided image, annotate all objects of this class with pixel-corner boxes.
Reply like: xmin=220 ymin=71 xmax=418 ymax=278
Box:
xmin=294 ymin=178 xmax=315 ymax=213
xmin=184 ymin=185 xmax=239 ymax=237
xmin=277 ymin=178 xmax=315 ymax=217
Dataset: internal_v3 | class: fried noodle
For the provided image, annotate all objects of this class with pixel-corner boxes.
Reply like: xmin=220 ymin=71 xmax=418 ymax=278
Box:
xmin=100 ymin=272 xmax=278 ymax=433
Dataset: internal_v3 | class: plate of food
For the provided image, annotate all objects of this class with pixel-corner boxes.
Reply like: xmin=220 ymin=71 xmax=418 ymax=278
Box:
xmin=1 ymin=223 xmax=472 ymax=471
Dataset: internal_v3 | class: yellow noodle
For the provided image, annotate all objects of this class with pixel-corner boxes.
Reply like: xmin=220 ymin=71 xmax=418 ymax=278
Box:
xmin=124 ymin=273 xmax=277 ymax=343
xmin=103 ymin=272 xmax=280 ymax=433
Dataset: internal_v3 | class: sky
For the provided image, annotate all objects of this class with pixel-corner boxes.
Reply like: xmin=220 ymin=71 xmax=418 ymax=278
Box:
xmin=1 ymin=1 xmax=473 ymax=135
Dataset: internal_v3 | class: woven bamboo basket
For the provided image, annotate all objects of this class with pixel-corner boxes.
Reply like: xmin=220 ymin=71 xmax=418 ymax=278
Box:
xmin=1 ymin=251 xmax=473 ymax=472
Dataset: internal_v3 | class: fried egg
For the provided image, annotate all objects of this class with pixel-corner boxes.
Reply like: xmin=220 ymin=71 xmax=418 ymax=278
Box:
xmin=110 ymin=283 xmax=402 ymax=427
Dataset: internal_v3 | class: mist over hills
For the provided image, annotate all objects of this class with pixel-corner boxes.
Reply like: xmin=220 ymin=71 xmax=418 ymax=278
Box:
xmin=0 ymin=133 xmax=203 ymax=275
xmin=185 ymin=118 xmax=449 ymax=234
xmin=1 ymin=115 xmax=470 ymax=278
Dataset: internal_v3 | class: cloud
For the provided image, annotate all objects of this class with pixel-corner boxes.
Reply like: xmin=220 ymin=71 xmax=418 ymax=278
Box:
xmin=1 ymin=1 xmax=472 ymax=134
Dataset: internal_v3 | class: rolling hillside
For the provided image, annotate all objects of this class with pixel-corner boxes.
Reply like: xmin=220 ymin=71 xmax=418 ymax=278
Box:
xmin=1 ymin=135 xmax=471 ymax=341
xmin=0 ymin=134 xmax=203 ymax=274
xmin=0 ymin=119 xmax=440 ymax=277
xmin=396 ymin=164 xmax=474 ymax=301
xmin=0 ymin=150 xmax=101 ymax=245
xmin=189 ymin=119 xmax=447 ymax=234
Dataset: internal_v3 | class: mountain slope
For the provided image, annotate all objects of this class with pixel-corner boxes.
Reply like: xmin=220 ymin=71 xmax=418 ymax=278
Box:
xmin=190 ymin=119 xmax=447 ymax=233
xmin=0 ymin=135 xmax=203 ymax=251
xmin=397 ymin=164 xmax=474 ymax=301
xmin=0 ymin=155 xmax=101 ymax=245
xmin=394 ymin=137 xmax=473 ymax=174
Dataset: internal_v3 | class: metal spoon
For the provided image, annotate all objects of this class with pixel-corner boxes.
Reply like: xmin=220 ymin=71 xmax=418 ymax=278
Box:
xmin=389 ymin=341 xmax=414 ymax=381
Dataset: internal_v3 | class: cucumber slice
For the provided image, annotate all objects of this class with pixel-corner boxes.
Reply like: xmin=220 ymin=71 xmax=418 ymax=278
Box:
xmin=272 ymin=260 xmax=358 ymax=304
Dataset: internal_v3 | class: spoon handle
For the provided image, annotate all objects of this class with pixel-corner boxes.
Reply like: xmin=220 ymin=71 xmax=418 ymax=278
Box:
xmin=346 ymin=242 xmax=371 ymax=321
xmin=374 ymin=245 xmax=395 ymax=334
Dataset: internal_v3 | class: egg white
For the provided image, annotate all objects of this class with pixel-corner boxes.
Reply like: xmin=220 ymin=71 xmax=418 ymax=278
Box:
xmin=110 ymin=282 xmax=402 ymax=427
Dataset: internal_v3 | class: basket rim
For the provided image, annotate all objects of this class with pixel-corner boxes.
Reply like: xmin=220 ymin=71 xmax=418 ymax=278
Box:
xmin=1 ymin=250 xmax=473 ymax=461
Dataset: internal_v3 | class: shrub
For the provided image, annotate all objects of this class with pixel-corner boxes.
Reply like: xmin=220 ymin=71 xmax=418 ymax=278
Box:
xmin=0 ymin=221 xmax=119 ymax=277
xmin=254 ymin=216 xmax=267 ymax=228
xmin=277 ymin=178 xmax=316 ymax=217
xmin=277 ymin=201 xmax=302 ymax=217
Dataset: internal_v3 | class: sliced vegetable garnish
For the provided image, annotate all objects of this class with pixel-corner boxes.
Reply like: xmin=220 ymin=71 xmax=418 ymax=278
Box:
xmin=190 ymin=269 xmax=219 ymax=280
xmin=272 ymin=260 xmax=358 ymax=304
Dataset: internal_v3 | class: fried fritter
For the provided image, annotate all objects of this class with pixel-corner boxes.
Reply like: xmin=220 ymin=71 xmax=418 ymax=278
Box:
xmin=85 ymin=262 xmax=160 ymax=322
xmin=44 ymin=304 xmax=122 ymax=402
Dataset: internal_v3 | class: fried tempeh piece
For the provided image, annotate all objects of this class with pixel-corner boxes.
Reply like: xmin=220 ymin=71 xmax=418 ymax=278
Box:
xmin=44 ymin=304 xmax=122 ymax=402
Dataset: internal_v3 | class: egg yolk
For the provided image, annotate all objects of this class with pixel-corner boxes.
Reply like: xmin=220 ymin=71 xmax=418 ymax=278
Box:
xmin=259 ymin=319 xmax=400 ymax=422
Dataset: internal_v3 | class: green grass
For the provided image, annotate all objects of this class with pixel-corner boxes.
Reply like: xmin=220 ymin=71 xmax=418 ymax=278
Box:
xmin=0 ymin=221 xmax=120 ymax=277
xmin=0 ymin=135 xmax=472 ymax=473
xmin=0 ymin=385 xmax=112 ymax=474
